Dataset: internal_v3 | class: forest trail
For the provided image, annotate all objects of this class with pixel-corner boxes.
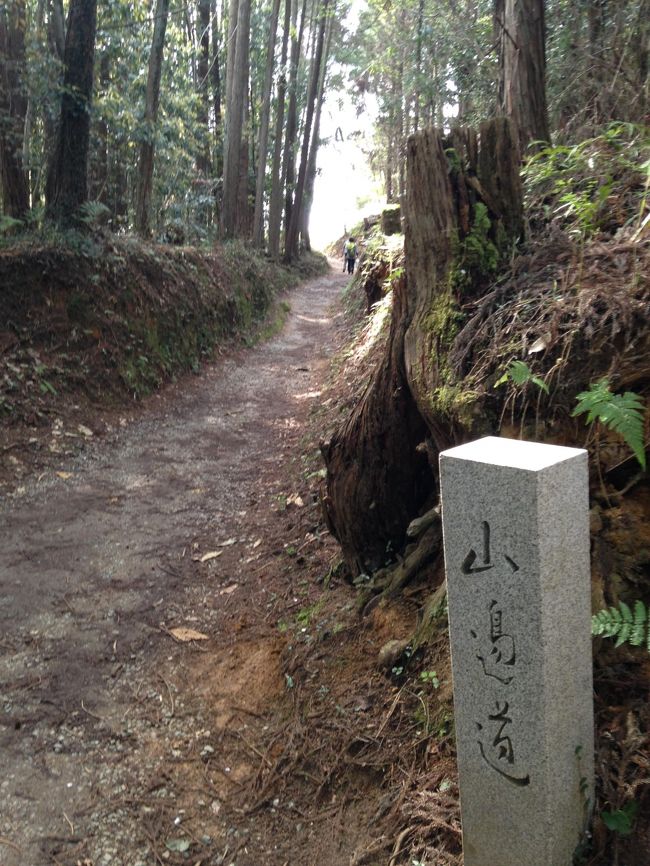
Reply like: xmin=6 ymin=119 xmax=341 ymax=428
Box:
xmin=0 ymin=265 xmax=349 ymax=866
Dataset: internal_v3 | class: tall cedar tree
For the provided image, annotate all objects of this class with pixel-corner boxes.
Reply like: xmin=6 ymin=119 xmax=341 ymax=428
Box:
xmin=496 ymin=0 xmax=549 ymax=151
xmin=135 ymin=0 xmax=170 ymax=236
xmin=45 ymin=0 xmax=97 ymax=226
xmin=210 ymin=0 xmax=222 ymax=173
xmin=267 ymin=0 xmax=291 ymax=258
xmin=197 ymin=0 xmax=212 ymax=176
xmin=299 ymin=12 xmax=333 ymax=250
xmin=281 ymin=0 xmax=308 ymax=252
xmin=284 ymin=0 xmax=330 ymax=261
xmin=0 ymin=0 xmax=29 ymax=218
xmin=252 ymin=0 xmax=282 ymax=247
xmin=221 ymin=0 xmax=251 ymax=237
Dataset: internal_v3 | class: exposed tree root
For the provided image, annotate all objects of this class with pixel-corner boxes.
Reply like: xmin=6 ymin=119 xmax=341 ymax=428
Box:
xmin=358 ymin=521 xmax=441 ymax=613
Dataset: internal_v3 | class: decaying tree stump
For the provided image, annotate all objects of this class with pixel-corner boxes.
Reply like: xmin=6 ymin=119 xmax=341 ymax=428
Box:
xmin=380 ymin=204 xmax=402 ymax=235
xmin=322 ymin=119 xmax=523 ymax=583
xmin=320 ymin=270 xmax=432 ymax=575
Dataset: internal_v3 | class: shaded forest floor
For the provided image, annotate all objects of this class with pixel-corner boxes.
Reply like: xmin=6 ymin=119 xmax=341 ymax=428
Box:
xmin=1 ymin=245 xmax=649 ymax=866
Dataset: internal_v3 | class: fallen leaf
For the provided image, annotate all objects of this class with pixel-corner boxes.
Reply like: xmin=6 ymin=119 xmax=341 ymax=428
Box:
xmin=77 ymin=425 xmax=94 ymax=437
xmin=199 ymin=550 xmax=223 ymax=562
xmin=56 ymin=471 xmax=73 ymax=479
xmin=527 ymin=335 xmax=549 ymax=354
xmin=169 ymin=627 xmax=209 ymax=642
xmin=287 ymin=493 xmax=304 ymax=507
xmin=252 ymin=538 xmax=262 ymax=548
xmin=165 ymin=838 xmax=191 ymax=853
xmin=219 ymin=537 xmax=237 ymax=547
xmin=219 ymin=584 xmax=238 ymax=595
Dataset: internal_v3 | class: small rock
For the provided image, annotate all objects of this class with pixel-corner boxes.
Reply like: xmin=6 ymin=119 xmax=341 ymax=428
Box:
xmin=377 ymin=638 xmax=410 ymax=671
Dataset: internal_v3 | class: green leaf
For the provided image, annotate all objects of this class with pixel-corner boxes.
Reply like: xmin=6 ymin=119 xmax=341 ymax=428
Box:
xmin=572 ymin=379 xmax=646 ymax=469
xmin=39 ymin=379 xmax=57 ymax=395
xmin=592 ymin=601 xmax=649 ymax=652
xmin=495 ymin=360 xmax=549 ymax=394
xmin=614 ymin=620 xmax=631 ymax=648
xmin=630 ymin=600 xmax=647 ymax=647
xmin=602 ymin=800 xmax=638 ymax=836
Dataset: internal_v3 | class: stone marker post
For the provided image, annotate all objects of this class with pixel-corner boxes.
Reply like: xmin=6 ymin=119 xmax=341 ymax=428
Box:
xmin=440 ymin=436 xmax=594 ymax=866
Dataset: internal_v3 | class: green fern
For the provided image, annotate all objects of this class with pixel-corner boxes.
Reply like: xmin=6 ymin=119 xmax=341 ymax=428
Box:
xmin=572 ymin=379 xmax=646 ymax=470
xmin=0 ymin=214 xmax=24 ymax=234
xmin=495 ymin=360 xmax=549 ymax=394
xmin=592 ymin=600 xmax=650 ymax=652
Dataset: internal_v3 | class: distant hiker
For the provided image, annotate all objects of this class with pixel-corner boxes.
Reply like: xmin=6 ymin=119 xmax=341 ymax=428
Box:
xmin=344 ymin=237 xmax=357 ymax=274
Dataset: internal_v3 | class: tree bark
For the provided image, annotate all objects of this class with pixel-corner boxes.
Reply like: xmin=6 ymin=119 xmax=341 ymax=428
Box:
xmin=252 ymin=0 xmax=281 ymax=247
xmin=283 ymin=0 xmax=329 ymax=262
xmin=322 ymin=120 xmax=523 ymax=577
xmin=0 ymin=0 xmax=30 ymax=218
xmin=91 ymin=50 xmax=110 ymax=206
xmin=221 ymin=0 xmax=251 ymax=238
xmin=197 ymin=0 xmax=212 ymax=177
xmin=134 ymin=0 xmax=170 ymax=237
xmin=321 ymin=267 xmax=433 ymax=575
xmin=298 ymin=11 xmax=332 ymax=251
xmin=210 ymin=0 xmax=223 ymax=175
xmin=267 ymin=0 xmax=291 ymax=259
xmin=42 ymin=0 xmax=65 ymax=176
xmin=496 ymin=0 xmax=550 ymax=152
xmin=45 ymin=0 xmax=97 ymax=226
xmin=281 ymin=0 xmax=308 ymax=253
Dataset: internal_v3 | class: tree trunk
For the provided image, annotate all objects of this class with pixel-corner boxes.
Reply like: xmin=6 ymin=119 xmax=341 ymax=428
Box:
xmin=267 ymin=0 xmax=291 ymax=259
xmin=134 ymin=0 xmax=169 ymax=237
xmin=252 ymin=0 xmax=281 ymax=247
xmin=197 ymin=0 xmax=212 ymax=177
xmin=45 ymin=0 xmax=97 ymax=226
xmin=322 ymin=120 xmax=523 ymax=578
xmin=22 ymin=0 xmax=48 ymax=207
xmin=0 ymin=0 xmax=30 ymax=218
xmin=221 ymin=0 xmax=251 ymax=238
xmin=396 ymin=61 xmax=405 ymax=201
xmin=42 ymin=0 xmax=65 ymax=179
xmin=281 ymin=0 xmax=308 ymax=253
xmin=298 ymin=12 xmax=332 ymax=251
xmin=636 ymin=0 xmax=650 ymax=116
xmin=283 ymin=0 xmax=329 ymax=262
xmin=496 ymin=0 xmax=549 ymax=152
xmin=91 ymin=50 xmax=110 ymax=205
xmin=210 ymin=0 xmax=222 ymax=175
xmin=321 ymin=267 xmax=433 ymax=575
xmin=235 ymin=93 xmax=251 ymax=236
xmin=224 ymin=0 xmax=238 ymax=120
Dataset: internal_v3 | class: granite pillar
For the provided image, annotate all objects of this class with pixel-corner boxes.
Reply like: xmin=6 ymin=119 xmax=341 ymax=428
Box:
xmin=439 ymin=436 xmax=594 ymax=866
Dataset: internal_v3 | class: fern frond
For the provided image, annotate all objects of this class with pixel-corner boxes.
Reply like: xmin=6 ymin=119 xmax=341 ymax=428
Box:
xmin=592 ymin=600 xmax=650 ymax=653
xmin=615 ymin=601 xmax=633 ymax=648
xmin=495 ymin=360 xmax=550 ymax=394
xmin=573 ymin=379 xmax=646 ymax=470
xmin=630 ymin=600 xmax=647 ymax=647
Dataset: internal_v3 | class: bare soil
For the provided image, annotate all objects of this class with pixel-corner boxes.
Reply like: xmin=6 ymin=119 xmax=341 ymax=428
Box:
xmin=0 ymin=265 xmax=399 ymax=866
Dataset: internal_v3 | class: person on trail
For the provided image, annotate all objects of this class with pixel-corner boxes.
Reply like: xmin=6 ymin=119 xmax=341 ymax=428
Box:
xmin=343 ymin=237 xmax=357 ymax=274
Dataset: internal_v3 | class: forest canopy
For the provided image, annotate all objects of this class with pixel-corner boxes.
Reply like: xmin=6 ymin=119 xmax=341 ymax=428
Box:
xmin=1 ymin=0 xmax=648 ymax=254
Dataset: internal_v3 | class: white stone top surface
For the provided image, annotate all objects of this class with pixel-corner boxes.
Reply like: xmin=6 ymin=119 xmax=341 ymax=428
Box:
xmin=441 ymin=436 xmax=586 ymax=471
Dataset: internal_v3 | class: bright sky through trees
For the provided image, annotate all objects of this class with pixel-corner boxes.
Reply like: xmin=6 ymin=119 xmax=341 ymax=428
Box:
xmin=310 ymin=89 xmax=381 ymax=248
xmin=309 ymin=0 xmax=382 ymax=249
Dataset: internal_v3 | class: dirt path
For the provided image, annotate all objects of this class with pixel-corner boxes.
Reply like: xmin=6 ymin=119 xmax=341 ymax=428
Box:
xmin=0 ymin=266 xmax=349 ymax=866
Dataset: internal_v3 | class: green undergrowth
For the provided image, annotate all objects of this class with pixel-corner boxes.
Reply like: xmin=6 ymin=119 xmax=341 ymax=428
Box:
xmin=0 ymin=234 xmax=328 ymax=415
xmin=523 ymin=122 xmax=649 ymax=239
